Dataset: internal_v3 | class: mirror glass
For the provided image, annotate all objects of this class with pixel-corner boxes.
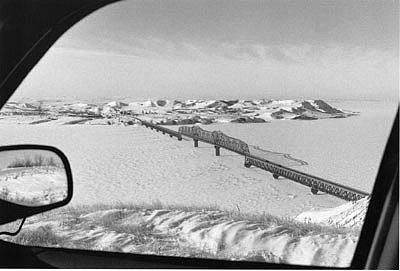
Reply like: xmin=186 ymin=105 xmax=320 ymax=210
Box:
xmin=0 ymin=149 xmax=68 ymax=206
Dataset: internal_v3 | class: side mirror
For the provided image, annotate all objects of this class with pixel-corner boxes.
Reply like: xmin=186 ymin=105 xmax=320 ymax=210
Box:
xmin=0 ymin=145 xmax=73 ymax=225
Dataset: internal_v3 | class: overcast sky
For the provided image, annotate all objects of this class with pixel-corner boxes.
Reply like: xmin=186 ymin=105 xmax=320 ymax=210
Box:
xmin=14 ymin=0 xmax=399 ymax=101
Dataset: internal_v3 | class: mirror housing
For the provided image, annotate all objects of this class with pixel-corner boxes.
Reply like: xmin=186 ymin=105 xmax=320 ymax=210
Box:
xmin=0 ymin=145 xmax=73 ymax=225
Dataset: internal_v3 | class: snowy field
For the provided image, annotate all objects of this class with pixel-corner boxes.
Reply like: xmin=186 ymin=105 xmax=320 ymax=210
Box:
xmin=0 ymin=99 xmax=396 ymax=266
xmin=0 ymin=100 xmax=395 ymax=216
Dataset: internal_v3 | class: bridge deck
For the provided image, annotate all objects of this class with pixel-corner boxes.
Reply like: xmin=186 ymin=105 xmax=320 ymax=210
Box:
xmin=244 ymin=155 xmax=369 ymax=201
xmin=134 ymin=118 xmax=182 ymax=140
xmin=135 ymin=118 xmax=370 ymax=201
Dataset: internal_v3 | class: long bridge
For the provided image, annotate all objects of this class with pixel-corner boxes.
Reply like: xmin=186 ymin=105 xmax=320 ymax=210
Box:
xmin=134 ymin=118 xmax=370 ymax=201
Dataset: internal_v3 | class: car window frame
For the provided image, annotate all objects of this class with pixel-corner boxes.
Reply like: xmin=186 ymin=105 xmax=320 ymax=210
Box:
xmin=0 ymin=0 xmax=398 ymax=268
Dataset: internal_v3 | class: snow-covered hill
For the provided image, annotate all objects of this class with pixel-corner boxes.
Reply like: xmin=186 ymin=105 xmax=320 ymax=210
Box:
xmin=0 ymin=99 xmax=358 ymax=125
xmin=121 ymin=98 xmax=357 ymax=124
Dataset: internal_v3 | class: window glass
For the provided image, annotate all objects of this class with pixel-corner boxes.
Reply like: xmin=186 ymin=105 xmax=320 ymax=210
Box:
xmin=0 ymin=0 xmax=398 ymax=267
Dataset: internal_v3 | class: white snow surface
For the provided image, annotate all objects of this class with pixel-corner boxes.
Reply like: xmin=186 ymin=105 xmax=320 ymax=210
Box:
xmin=0 ymin=100 xmax=396 ymax=267
xmin=296 ymin=196 xmax=370 ymax=228
xmin=144 ymin=209 xmax=357 ymax=267
xmin=16 ymin=205 xmax=358 ymax=267
xmin=0 ymin=100 xmax=394 ymax=217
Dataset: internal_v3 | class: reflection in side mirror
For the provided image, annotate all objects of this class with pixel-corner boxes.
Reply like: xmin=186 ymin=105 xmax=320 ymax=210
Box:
xmin=0 ymin=145 xmax=73 ymax=225
xmin=0 ymin=149 xmax=68 ymax=206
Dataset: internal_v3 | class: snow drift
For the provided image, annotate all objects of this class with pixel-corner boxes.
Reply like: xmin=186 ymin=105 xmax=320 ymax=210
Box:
xmin=296 ymin=196 xmax=370 ymax=228
xmin=9 ymin=198 xmax=368 ymax=268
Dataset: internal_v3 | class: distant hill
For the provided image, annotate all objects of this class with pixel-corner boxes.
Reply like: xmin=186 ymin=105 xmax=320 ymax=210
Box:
xmin=0 ymin=99 xmax=358 ymax=125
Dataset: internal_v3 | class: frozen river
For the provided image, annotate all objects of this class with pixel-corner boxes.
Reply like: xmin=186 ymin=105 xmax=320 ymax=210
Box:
xmin=0 ymin=100 xmax=396 ymax=217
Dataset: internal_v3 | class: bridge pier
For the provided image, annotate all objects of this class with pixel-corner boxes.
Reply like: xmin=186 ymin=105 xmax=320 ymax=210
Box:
xmin=311 ymin=188 xmax=318 ymax=195
xmin=215 ymin=146 xmax=220 ymax=156
xmin=194 ymin=139 xmax=198 ymax=147
xmin=273 ymin=173 xmax=279 ymax=179
xmin=178 ymin=136 xmax=182 ymax=141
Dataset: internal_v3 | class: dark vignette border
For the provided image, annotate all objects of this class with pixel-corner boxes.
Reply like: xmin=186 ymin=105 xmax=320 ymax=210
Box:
xmin=0 ymin=0 xmax=398 ymax=268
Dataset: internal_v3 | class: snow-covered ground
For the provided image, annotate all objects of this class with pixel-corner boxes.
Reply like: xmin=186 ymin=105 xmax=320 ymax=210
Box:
xmin=0 ymin=99 xmax=396 ymax=266
xmin=0 ymin=100 xmax=395 ymax=215
xmin=143 ymin=207 xmax=358 ymax=266
xmin=296 ymin=196 xmax=370 ymax=228
xmin=8 ymin=198 xmax=364 ymax=267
